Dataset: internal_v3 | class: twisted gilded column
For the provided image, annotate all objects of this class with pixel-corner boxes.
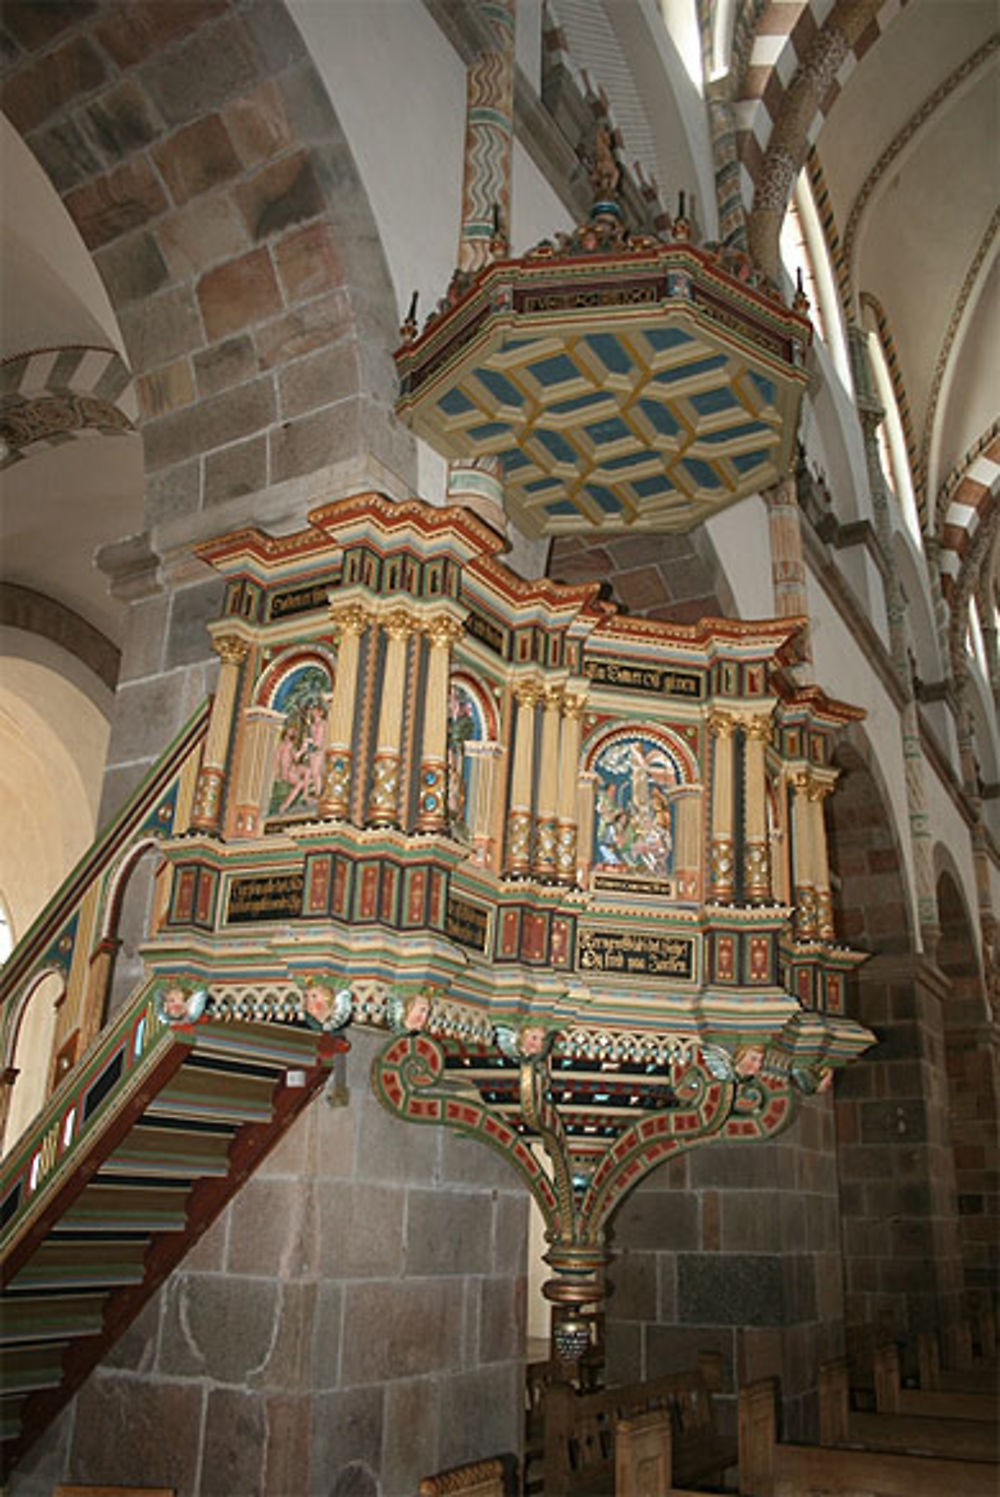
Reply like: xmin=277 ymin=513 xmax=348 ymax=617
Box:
xmin=191 ymin=633 xmax=249 ymax=833
xmin=368 ymin=608 xmax=415 ymax=827
xmin=533 ymin=686 xmax=563 ymax=879
xmin=320 ymin=602 xmax=368 ymax=820
xmin=709 ymin=711 xmax=736 ymax=903
xmin=742 ymin=714 xmax=773 ymax=903
xmin=417 ymin=613 xmax=465 ymax=833
xmin=506 ymin=678 xmax=541 ymax=877
xmin=555 ymin=692 xmax=586 ymax=885
xmin=791 ymin=770 xmax=817 ymax=938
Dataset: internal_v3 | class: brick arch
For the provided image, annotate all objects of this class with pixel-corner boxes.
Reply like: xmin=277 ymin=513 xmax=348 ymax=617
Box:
xmin=826 ymin=726 xmax=914 ymax=957
xmin=0 ymin=0 xmax=415 ymax=525
xmin=741 ymin=0 xmax=905 ymax=281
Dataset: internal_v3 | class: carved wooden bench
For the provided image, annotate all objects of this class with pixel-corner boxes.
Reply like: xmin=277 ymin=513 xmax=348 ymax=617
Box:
xmin=739 ymin=1375 xmax=997 ymax=1496
xmin=543 ymin=1368 xmax=736 ymax=1496
xmin=918 ymin=1325 xmax=1000 ymax=1395
xmin=874 ymin=1341 xmax=996 ymax=1421
xmin=819 ymin=1355 xmax=999 ymax=1462
xmin=418 ymin=1454 xmax=517 ymax=1497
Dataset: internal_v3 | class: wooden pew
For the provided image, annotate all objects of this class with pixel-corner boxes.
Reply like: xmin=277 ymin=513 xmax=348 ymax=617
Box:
xmin=418 ymin=1455 xmax=517 ymax=1496
xmin=874 ymin=1341 xmax=997 ymax=1421
xmin=819 ymin=1356 xmax=999 ymax=1462
xmin=918 ymin=1326 xmax=1000 ymax=1395
xmin=544 ymin=1368 xmax=736 ymax=1496
xmin=739 ymin=1375 xmax=997 ymax=1496
xmin=614 ymin=1409 xmax=708 ymax=1497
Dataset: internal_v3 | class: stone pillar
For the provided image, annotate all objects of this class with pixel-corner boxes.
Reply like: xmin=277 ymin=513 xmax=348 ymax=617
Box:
xmin=709 ymin=712 xmax=736 ymax=903
xmin=417 ymin=615 xmax=466 ymax=834
xmin=506 ymin=680 xmax=540 ymax=877
xmin=792 ymin=771 xmax=817 ymax=937
xmin=232 ymin=706 xmax=284 ymax=837
xmin=764 ymin=474 xmax=812 ymax=665
xmin=533 ymin=687 xmax=563 ymax=880
xmin=320 ymin=603 xmax=369 ymax=821
xmin=555 ymin=692 xmax=586 ymax=885
xmin=190 ymin=634 xmax=249 ymax=833
xmin=368 ymin=609 xmax=414 ymax=828
xmin=742 ymin=715 xmax=772 ymax=903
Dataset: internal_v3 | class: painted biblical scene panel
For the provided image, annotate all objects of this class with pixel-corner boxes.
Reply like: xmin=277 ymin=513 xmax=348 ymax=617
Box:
xmin=592 ymin=731 xmax=681 ymax=881
xmin=267 ymin=662 xmax=331 ymax=823
xmin=447 ymin=676 xmax=488 ymax=838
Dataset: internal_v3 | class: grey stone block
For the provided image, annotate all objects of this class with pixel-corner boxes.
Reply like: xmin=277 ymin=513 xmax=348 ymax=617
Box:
xmin=492 ymin=1191 xmax=529 ymax=1276
xmin=120 ymin=283 xmax=205 ymax=373
xmin=341 ymin=1280 xmax=462 ymax=1383
xmin=85 ymin=79 xmax=159 ymax=163
xmin=720 ymin=1191 xmax=784 ymax=1252
xmin=354 ymin=1076 xmax=440 ymax=1185
xmin=382 ymin=1378 xmax=439 ymax=1497
xmin=689 ymin=1140 xmax=779 ymax=1189
xmin=95 ymin=229 xmax=169 ymax=304
xmin=144 ymin=374 xmax=276 ymax=471
xmin=678 ymin=1253 xmax=785 ymax=1326
xmin=102 ymin=1291 xmax=161 ymax=1373
xmin=106 ymin=667 xmax=206 ymax=765
xmin=317 ymin=1179 xmax=405 ymax=1280
xmin=607 ymin=1250 xmax=657 ymax=1321
xmin=202 ymin=1386 xmax=266 ymax=1496
xmin=227 ymin=1176 xmax=316 ymax=1278
xmin=645 ymin=1323 xmax=733 ymax=1385
xmin=278 ymin=340 xmax=360 ymax=420
xmin=165 ymin=576 xmax=226 ymax=670
xmin=439 ymin=1127 xmax=522 ymax=1192
xmin=609 ymin=1186 xmax=698 ymax=1251
xmin=26 ymin=115 xmax=101 ymax=191
xmin=310 ymin=1385 xmax=384 ymax=1495
xmin=137 ymin=14 xmax=262 ymax=127
xmin=605 ymin=1319 xmax=643 ymax=1385
xmin=68 ymin=1372 xmax=203 ymax=1496
xmin=309 ymin=1280 xmax=344 ymax=1392
xmin=406 ymin=1188 xmax=493 ymax=1277
xmin=479 ymin=1276 xmax=525 ymax=1363
xmin=860 ymin=1098 xmax=927 ymax=1144
xmin=159 ymin=1272 xmax=279 ymax=1381
xmin=204 ymin=433 xmax=268 ymax=506
xmin=436 ymin=1363 xmax=521 ymax=1473
xmin=146 ymin=458 xmax=201 ymax=529
xmin=268 ymin=396 xmax=363 ymax=485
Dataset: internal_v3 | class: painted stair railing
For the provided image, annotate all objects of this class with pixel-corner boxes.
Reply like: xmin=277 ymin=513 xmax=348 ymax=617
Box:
xmin=0 ymin=974 xmax=343 ymax=1473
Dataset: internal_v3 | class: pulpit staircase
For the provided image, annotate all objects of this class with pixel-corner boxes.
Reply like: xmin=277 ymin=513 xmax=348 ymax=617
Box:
xmin=0 ymin=709 xmax=342 ymax=1476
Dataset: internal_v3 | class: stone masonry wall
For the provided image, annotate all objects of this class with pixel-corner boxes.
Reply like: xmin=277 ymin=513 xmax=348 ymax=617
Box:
xmin=0 ymin=0 xmax=417 ymax=826
xmin=603 ymin=1097 xmax=845 ymax=1442
xmin=10 ymin=1029 xmax=528 ymax=1497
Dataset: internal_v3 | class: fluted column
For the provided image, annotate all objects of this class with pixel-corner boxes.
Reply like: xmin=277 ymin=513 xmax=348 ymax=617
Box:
xmin=555 ymin=691 xmax=586 ymax=885
xmin=319 ymin=602 xmax=368 ymax=820
xmin=810 ymin=774 xmax=836 ymax=939
xmin=506 ymin=679 xmax=541 ymax=877
xmin=708 ymin=711 xmax=736 ymax=903
xmin=465 ymin=740 xmax=504 ymax=864
xmin=742 ymin=714 xmax=772 ymax=903
xmin=191 ymin=634 xmax=249 ymax=833
xmin=417 ymin=614 xmax=465 ymax=833
xmin=576 ymin=770 xmax=597 ymax=885
xmin=792 ymin=770 xmax=817 ymax=938
xmin=533 ymin=686 xmax=563 ymax=879
xmin=368 ymin=608 xmax=414 ymax=827
xmin=233 ymin=706 xmax=284 ymax=836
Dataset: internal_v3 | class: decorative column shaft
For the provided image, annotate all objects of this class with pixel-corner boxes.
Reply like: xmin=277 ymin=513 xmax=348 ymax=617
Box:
xmin=764 ymin=473 xmax=811 ymax=664
xmin=191 ymin=634 xmax=248 ymax=832
xmin=533 ymin=687 xmax=563 ymax=879
xmin=465 ymin=740 xmax=504 ymax=864
xmin=368 ymin=609 xmax=414 ymax=827
xmin=810 ymin=776 xmax=835 ymax=940
xmin=742 ymin=715 xmax=772 ymax=903
xmin=576 ymin=770 xmax=597 ymax=886
xmin=792 ymin=771 xmax=817 ymax=937
xmin=320 ymin=603 xmax=368 ymax=820
xmin=709 ymin=712 xmax=736 ymax=903
xmin=417 ymin=614 xmax=465 ymax=833
xmin=233 ymin=706 xmax=284 ymax=837
xmin=555 ymin=692 xmax=585 ymax=885
xmin=506 ymin=679 xmax=540 ymax=877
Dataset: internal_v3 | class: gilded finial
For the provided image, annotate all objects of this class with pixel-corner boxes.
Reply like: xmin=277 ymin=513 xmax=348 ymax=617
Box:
xmin=401 ymin=290 xmax=419 ymax=343
xmin=673 ymin=189 xmax=691 ymax=241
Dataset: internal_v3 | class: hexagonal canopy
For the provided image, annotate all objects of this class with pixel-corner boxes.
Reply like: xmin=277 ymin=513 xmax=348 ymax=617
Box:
xmin=396 ymin=243 xmax=811 ymax=536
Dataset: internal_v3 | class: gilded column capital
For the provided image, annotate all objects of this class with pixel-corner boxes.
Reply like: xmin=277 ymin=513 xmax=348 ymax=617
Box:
xmin=742 ymin=714 xmax=773 ymax=742
xmin=562 ymin=692 xmax=588 ymax=720
xmin=707 ymin=710 xmax=735 ymax=739
xmin=513 ymin=678 xmax=543 ymax=709
xmin=213 ymin=634 xmax=250 ymax=666
xmin=330 ymin=602 xmax=370 ymax=637
xmin=422 ymin=614 xmax=466 ymax=650
xmin=541 ymin=684 xmax=564 ymax=711
xmin=791 ymin=769 xmax=812 ymax=794
xmin=807 ymin=775 xmax=835 ymax=803
xmin=382 ymin=608 xmax=416 ymax=642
